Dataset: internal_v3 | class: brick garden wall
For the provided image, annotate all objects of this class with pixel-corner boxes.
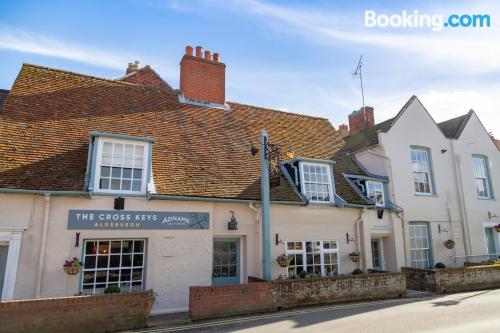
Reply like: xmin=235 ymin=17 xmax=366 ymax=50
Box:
xmin=272 ymin=272 xmax=406 ymax=309
xmin=190 ymin=272 xmax=406 ymax=320
xmin=189 ymin=283 xmax=275 ymax=320
xmin=402 ymin=265 xmax=500 ymax=293
xmin=0 ymin=292 xmax=155 ymax=333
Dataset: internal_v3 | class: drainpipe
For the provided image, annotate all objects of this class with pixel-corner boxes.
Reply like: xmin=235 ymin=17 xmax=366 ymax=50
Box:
xmin=396 ymin=210 xmax=409 ymax=267
xmin=451 ymin=141 xmax=471 ymax=255
xmin=355 ymin=211 xmax=363 ymax=270
xmin=260 ymin=130 xmax=271 ymax=281
xmin=34 ymin=193 xmax=51 ymax=298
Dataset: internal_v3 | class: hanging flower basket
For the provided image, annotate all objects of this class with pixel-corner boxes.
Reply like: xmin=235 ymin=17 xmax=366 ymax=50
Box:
xmin=63 ymin=266 xmax=82 ymax=275
xmin=444 ymin=239 xmax=455 ymax=250
xmin=276 ymin=254 xmax=291 ymax=268
xmin=63 ymin=257 xmax=83 ymax=275
xmin=349 ymin=252 xmax=360 ymax=263
xmin=495 ymin=224 xmax=500 ymax=233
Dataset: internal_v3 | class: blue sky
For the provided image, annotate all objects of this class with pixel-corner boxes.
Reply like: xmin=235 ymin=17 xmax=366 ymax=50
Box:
xmin=1 ymin=0 xmax=499 ymax=136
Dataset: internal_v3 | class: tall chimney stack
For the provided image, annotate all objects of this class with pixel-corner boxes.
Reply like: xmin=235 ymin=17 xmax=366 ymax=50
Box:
xmin=348 ymin=106 xmax=375 ymax=133
xmin=180 ymin=45 xmax=226 ymax=105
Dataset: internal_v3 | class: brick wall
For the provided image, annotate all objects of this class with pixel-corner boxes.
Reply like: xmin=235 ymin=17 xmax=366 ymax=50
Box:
xmin=120 ymin=66 xmax=172 ymax=91
xmin=402 ymin=265 xmax=500 ymax=293
xmin=189 ymin=283 xmax=274 ymax=320
xmin=348 ymin=107 xmax=374 ymax=133
xmin=190 ymin=273 xmax=406 ymax=320
xmin=0 ymin=292 xmax=155 ymax=333
xmin=272 ymin=273 xmax=406 ymax=309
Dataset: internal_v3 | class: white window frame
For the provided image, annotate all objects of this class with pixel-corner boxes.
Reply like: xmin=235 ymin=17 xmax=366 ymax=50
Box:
xmin=299 ymin=162 xmax=334 ymax=203
xmin=93 ymin=138 xmax=149 ymax=195
xmin=366 ymin=181 xmax=385 ymax=207
xmin=285 ymin=240 xmax=340 ymax=277
xmin=411 ymin=147 xmax=434 ymax=195
xmin=81 ymin=239 xmax=146 ymax=294
xmin=473 ymin=155 xmax=492 ymax=199
xmin=409 ymin=223 xmax=431 ymax=268
xmin=0 ymin=231 xmax=22 ymax=301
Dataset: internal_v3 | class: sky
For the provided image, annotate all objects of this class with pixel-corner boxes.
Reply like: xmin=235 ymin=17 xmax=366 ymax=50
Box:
xmin=0 ymin=0 xmax=499 ymax=136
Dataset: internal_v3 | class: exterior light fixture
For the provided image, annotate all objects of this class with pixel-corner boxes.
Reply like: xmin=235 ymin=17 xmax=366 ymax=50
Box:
xmin=114 ymin=197 xmax=125 ymax=210
xmin=228 ymin=211 xmax=238 ymax=230
xmin=346 ymin=233 xmax=354 ymax=244
xmin=275 ymin=233 xmax=283 ymax=246
xmin=251 ymin=144 xmax=259 ymax=156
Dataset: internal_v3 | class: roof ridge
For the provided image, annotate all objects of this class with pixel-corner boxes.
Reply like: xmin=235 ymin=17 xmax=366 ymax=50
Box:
xmin=22 ymin=63 xmax=166 ymax=92
xmin=228 ymin=101 xmax=329 ymax=121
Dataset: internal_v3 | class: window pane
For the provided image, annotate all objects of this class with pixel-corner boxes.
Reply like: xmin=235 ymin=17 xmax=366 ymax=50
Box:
xmin=101 ymin=166 xmax=111 ymax=177
xmin=301 ymin=163 xmax=332 ymax=202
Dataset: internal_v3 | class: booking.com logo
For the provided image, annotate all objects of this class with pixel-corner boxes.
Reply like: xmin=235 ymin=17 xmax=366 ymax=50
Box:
xmin=365 ymin=10 xmax=491 ymax=31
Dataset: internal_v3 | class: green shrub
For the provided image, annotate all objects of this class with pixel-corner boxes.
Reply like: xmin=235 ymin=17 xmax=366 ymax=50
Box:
xmin=298 ymin=271 xmax=311 ymax=279
xmin=104 ymin=285 xmax=121 ymax=294
xmin=434 ymin=263 xmax=446 ymax=269
xmin=352 ymin=268 xmax=364 ymax=275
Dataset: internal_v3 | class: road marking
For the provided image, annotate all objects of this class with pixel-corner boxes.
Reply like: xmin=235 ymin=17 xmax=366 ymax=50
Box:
xmin=139 ymin=297 xmax=430 ymax=332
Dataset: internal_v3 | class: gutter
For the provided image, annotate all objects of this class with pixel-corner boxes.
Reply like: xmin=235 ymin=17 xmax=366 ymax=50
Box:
xmin=0 ymin=188 xmax=89 ymax=196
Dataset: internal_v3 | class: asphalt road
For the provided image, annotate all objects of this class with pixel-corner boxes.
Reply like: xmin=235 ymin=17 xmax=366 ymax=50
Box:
xmin=134 ymin=289 xmax=500 ymax=333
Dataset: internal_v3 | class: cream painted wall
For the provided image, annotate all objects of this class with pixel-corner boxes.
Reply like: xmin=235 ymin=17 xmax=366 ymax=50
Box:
xmin=0 ymin=193 xmax=405 ymax=314
xmin=452 ymin=113 xmax=500 ymax=257
xmin=355 ymin=99 xmax=468 ymax=267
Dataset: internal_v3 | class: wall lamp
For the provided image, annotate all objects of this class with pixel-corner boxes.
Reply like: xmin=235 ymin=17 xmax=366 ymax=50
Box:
xmin=275 ymin=233 xmax=283 ymax=246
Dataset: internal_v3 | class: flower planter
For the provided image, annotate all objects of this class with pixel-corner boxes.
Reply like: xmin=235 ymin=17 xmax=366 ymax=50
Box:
xmin=63 ymin=266 xmax=82 ymax=275
xmin=444 ymin=239 xmax=455 ymax=249
xmin=495 ymin=225 xmax=500 ymax=233
xmin=349 ymin=255 xmax=360 ymax=263
xmin=276 ymin=255 xmax=290 ymax=268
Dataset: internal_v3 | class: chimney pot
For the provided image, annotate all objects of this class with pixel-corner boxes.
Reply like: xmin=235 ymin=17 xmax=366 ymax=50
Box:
xmin=204 ymin=50 xmax=212 ymax=61
xmin=213 ymin=53 xmax=220 ymax=62
xmin=195 ymin=46 xmax=203 ymax=57
xmin=185 ymin=45 xmax=193 ymax=56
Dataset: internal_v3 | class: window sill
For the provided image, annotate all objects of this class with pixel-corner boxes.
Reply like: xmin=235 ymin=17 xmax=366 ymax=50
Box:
xmin=477 ymin=197 xmax=495 ymax=201
xmin=414 ymin=193 xmax=438 ymax=197
xmin=307 ymin=201 xmax=336 ymax=206
xmin=91 ymin=191 xmax=147 ymax=197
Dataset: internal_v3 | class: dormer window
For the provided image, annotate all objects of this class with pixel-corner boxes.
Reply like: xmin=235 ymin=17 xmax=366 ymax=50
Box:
xmin=366 ymin=181 xmax=385 ymax=207
xmin=90 ymin=133 xmax=153 ymax=195
xmin=299 ymin=162 xmax=334 ymax=203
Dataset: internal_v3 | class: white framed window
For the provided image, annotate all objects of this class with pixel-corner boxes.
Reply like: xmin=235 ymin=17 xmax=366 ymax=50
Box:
xmin=93 ymin=138 xmax=149 ymax=195
xmin=366 ymin=181 xmax=385 ymax=207
xmin=299 ymin=162 xmax=334 ymax=203
xmin=473 ymin=155 xmax=492 ymax=199
xmin=411 ymin=147 xmax=434 ymax=195
xmin=285 ymin=240 xmax=339 ymax=278
xmin=409 ymin=223 xmax=431 ymax=268
xmin=82 ymin=239 xmax=145 ymax=294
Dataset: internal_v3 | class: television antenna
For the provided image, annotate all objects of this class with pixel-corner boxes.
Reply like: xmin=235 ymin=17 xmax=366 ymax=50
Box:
xmin=352 ymin=55 xmax=365 ymax=111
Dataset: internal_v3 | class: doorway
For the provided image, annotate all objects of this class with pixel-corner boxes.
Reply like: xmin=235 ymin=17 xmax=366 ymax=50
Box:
xmin=371 ymin=238 xmax=384 ymax=270
xmin=212 ymin=238 xmax=240 ymax=285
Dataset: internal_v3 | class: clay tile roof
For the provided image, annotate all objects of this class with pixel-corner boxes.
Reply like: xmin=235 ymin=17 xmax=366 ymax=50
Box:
xmin=437 ymin=111 xmax=473 ymax=139
xmin=342 ymin=117 xmax=394 ymax=152
xmin=0 ymin=63 xmax=373 ymax=204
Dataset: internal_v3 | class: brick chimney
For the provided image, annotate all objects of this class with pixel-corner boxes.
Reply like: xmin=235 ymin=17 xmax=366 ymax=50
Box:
xmin=126 ymin=61 xmax=140 ymax=75
xmin=180 ymin=45 xmax=226 ymax=105
xmin=338 ymin=124 xmax=349 ymax=137
xmin=348 ymin=106 xmax=374 ymax=133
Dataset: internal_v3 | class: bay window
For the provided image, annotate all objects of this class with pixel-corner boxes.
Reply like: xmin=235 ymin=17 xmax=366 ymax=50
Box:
xmin=286 ymin=240 xmax=339 ymax=278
